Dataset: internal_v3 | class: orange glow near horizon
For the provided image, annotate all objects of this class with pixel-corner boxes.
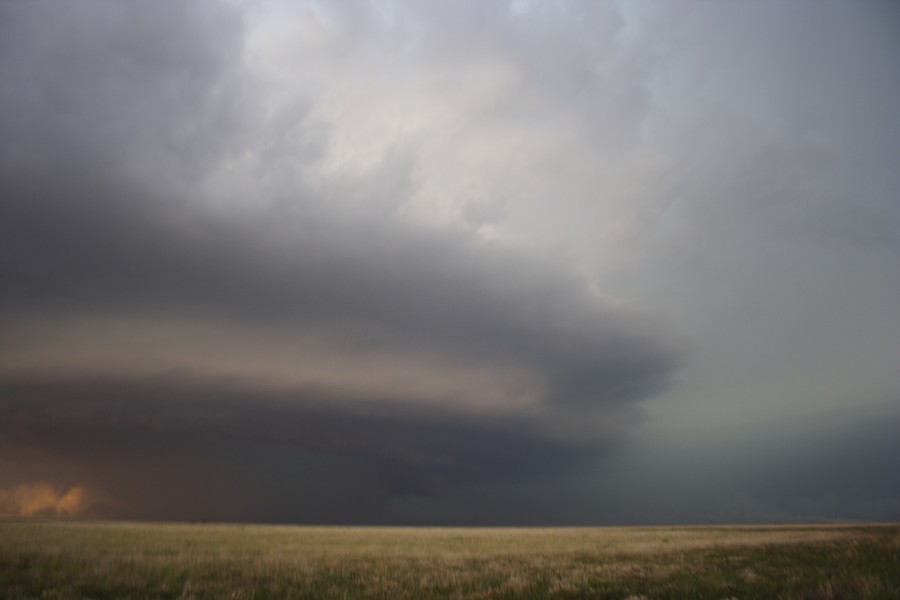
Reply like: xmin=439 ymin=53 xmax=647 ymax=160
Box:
xmin=0 ymin=483 xmax=88 ymax=518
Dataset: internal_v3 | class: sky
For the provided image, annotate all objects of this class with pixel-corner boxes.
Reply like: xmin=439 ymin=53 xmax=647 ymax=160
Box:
xmin=1 ymin=0 xmax=899 ymax=525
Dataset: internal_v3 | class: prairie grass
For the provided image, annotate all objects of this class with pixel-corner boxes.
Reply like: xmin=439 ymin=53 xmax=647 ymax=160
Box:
xmin=1 ymin=520 xmax=897 ymax=599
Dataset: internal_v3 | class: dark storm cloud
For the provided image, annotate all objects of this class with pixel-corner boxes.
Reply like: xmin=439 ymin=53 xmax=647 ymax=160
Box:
xmin=0 ymin=375 xmax=597 ymax=522
xmin=0 ymin=0 xmax=677 ymax=384
xmin=6 ymin=0 xmax=895 ymax=525
xmin=0 ymin=0 xmax=680 ymax=520
xmin=0 ymin=153 xmax=676 ymax=405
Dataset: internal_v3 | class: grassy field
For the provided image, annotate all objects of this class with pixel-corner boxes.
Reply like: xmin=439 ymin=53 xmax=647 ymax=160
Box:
xmin=1 ymin=521 xmax=898 ymax=599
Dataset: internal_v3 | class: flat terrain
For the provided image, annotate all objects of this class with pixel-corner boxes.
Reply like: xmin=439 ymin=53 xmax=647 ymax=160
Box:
xmin=1 ymin=521 xmax=898 ymax=599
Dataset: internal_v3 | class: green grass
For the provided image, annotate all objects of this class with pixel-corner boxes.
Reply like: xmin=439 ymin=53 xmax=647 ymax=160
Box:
xmin=1 ymin=521 xmax=898 ymax=599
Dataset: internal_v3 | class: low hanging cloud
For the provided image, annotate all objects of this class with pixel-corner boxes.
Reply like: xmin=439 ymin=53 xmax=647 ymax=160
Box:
xmin=0 ymin=0 xmax=684 ymax=521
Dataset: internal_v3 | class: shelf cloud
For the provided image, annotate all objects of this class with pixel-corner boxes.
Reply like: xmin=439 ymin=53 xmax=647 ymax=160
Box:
xmin=1 ymin=0 xmax=898 ymax=523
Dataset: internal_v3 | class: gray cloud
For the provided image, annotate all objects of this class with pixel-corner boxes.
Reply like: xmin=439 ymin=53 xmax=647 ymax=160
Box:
xmin=1 ymin=0 xmax=897 ymax=524
xmin=0 ymin=0 xmax=682 ymax=521
xmin=581 ymin=402 xmax=900 ymax=525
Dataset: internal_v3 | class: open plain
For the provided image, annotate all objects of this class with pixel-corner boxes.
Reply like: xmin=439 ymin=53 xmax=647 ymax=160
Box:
xmin=1 ymin=521 xmax=898 ymax=599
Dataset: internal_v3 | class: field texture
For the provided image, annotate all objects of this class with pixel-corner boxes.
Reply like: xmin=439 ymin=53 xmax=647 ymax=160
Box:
xmin=1 ymin=521 xmax=898 ymax=599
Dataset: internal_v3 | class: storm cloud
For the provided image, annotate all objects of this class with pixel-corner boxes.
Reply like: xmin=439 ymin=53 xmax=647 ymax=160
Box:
xmin=1 ymin=0 xmax=898 ymax=523
xmin=0 ymin=0 xmax=681 ymax=520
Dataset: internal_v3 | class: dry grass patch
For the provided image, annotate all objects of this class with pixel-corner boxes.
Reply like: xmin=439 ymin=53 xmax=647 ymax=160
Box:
xmin=0 ymin=521 xmax=897 ymax=599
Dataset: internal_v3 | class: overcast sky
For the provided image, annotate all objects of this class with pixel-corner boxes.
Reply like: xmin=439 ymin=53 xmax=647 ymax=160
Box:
xmin=1 ymin=0 xmax=899 ymax=524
